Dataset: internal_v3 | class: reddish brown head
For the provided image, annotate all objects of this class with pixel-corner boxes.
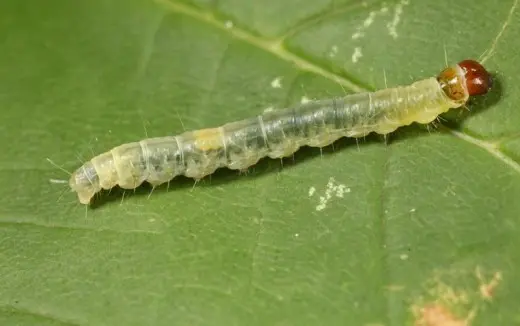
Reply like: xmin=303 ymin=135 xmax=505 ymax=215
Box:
xmin=458 ymin=59 xmax=492 ymax=96
xmin=437 ymin=59 xmax=492 ymax=104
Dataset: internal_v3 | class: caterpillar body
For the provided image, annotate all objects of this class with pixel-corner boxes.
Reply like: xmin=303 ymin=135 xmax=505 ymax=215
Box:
xmin=69 ymin=60 xmax=492 ymax=205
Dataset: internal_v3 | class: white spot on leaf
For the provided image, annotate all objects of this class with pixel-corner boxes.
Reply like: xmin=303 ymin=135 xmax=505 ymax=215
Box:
xmin=224 ymin=20 xmax=234 ymax=29
xmin=314 ymin=177 xmax=349 ymax=211
xmin=328 ymin=45 xmax=338 ymax=57
xmin=352 ymin=47 xmax=363 ymax=63
xmin=270 ymin=77 xmax=282 ymax=88
xmin=349 ymin=1 xmax=409 ymax=60
xmin=387 ymin=0 xmax=409 ymax=39
xmin=363 ymin=11 xmax=377 ymax=27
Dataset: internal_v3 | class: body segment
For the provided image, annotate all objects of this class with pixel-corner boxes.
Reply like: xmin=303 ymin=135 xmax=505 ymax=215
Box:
xmin=69 ymin=60 xmax=492 ymax=204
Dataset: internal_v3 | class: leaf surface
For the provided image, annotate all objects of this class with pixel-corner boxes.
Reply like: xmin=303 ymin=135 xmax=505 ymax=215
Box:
xmin=1 ymin=0 xmax=519 ymax=325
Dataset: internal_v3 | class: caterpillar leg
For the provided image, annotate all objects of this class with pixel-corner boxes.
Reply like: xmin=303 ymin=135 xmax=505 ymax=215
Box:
xmin=238 ymin=168 xmax=250 ymax=176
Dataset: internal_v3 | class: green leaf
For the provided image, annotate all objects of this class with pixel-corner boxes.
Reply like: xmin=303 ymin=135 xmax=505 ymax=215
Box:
xmin=1 ymin=0 xmax=519 ymax=324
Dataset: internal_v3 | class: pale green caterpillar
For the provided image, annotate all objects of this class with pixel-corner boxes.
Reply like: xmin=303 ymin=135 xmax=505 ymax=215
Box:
xmin=69 ymin=59 xmax=492 ymax=205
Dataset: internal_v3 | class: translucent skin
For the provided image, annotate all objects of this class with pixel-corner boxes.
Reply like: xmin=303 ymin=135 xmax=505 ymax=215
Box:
xmin=69 ymin=59 xmax=493 ymax=205
xmin=69 ymin=78 xmax=461 ymax=205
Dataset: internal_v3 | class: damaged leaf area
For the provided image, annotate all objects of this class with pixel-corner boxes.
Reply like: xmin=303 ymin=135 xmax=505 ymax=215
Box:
xmin=411 ymin=267 xmax=503 ymax=326
xmin=0 ymin=0 xmax=519 ymax=325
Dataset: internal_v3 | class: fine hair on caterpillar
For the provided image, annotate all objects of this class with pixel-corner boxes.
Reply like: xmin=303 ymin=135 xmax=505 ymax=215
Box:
xmin=64 ymin=59 xmax=493 ymax=205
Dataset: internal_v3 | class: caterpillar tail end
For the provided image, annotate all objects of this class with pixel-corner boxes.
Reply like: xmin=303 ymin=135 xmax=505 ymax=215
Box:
xmin=69 ymin=162 xmax=101 ymax=205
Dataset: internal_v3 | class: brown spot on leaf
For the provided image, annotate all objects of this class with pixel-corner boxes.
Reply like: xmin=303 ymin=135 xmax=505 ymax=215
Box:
xmin=415 ymin=304 xmax=476 ymax=326
xmin=475 ymin=267 xmax=502 ymax=301
xmin=411 ymin=266 xmax=502 ymax=326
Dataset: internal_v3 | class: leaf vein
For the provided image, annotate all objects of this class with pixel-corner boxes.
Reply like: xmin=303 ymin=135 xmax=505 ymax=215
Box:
xmin=159 ymin=0 xmax=365 ymax=92
xmin=0 ymin=220 xmax=160 ymax=235
xmin=0 ymin=305 xmax=82 ymax=326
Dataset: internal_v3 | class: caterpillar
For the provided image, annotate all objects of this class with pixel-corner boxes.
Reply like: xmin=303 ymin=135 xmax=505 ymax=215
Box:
xmin=69 ymin=59 xmax=492 ymax=205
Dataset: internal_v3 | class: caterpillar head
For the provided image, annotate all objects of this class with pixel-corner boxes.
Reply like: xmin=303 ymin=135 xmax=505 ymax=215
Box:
xmin=437 ymin=59 xmax=492 ymax=104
